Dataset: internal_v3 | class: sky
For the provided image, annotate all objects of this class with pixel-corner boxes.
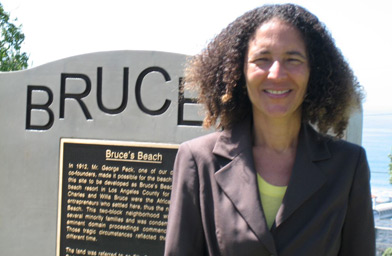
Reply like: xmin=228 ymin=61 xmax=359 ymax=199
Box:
xmin=1 ymin=0 xmax=392 ymax=115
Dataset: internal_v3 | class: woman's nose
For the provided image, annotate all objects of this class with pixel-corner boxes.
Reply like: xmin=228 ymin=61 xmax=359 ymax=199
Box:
xmin=267 ymin=60 xmax=287 ymax=80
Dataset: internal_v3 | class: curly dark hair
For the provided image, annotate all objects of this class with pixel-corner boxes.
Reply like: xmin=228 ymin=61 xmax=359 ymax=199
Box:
xmin=184 ymin=3 xmax=363 ymax=138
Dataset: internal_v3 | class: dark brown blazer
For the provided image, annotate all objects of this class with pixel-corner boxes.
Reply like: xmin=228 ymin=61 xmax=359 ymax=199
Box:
xmin=164 ymin=120 xmax=375 ymax=256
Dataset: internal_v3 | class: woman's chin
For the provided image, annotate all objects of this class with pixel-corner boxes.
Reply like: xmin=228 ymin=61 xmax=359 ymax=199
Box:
xmin=253 ymin=106 xmax=302 ymax=121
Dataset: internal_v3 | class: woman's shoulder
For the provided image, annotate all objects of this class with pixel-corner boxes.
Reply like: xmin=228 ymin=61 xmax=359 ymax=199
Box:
xmin=180 ymin=130 xmax=221 ymax=152
xmin=304 ymin=123 xmax=366 ymax=158
xmin=173 ymin=131 xmax=224 ymax=165
xmin=316 ymin=129 xmax=365 ymax=158
xmin=329 ymin=137 xmax=366 ymax=161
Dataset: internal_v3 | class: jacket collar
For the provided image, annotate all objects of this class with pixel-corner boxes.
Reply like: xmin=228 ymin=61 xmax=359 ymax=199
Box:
xmin=274 ymin=123 xmax=330 ymax=227
xmin=212 ymin=119 xmax=330 ymax=253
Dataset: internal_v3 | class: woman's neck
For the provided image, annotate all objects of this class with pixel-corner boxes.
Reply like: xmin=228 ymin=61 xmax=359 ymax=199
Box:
xmin=252 ymin=113 xmax=301 ymax=153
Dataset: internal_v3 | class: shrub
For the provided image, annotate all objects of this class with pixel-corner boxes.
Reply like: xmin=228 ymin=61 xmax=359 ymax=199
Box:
xmin=383 ymin=247 xmax=392 ymax=256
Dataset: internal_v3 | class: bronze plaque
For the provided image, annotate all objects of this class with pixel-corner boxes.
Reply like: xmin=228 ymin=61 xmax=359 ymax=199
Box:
xmin=57 ymin=139 xmax=178 ymax=256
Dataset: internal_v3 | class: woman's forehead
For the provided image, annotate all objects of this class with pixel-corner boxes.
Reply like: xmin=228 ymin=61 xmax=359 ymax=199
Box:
xmin=247 ymin=19 xmax=306 ymax=53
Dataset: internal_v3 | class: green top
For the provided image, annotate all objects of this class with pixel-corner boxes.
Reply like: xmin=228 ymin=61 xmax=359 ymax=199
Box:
xmin=257 ymin=174 xmax=287 ymax=229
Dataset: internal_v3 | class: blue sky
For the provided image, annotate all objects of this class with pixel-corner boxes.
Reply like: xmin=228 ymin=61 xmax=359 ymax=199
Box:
xmin=2 ymin=0 xmax=392 ymax=114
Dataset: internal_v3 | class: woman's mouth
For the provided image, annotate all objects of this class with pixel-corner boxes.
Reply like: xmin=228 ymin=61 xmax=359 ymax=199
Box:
xmin=264 ymin=89 xmax=291 ymax=95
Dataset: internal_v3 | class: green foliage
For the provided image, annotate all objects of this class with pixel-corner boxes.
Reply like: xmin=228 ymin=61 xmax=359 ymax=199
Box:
xmin=383 ymin=247 xmax=392 ymax=256
xmin=0 ymin=2 xmax=29 ymax=71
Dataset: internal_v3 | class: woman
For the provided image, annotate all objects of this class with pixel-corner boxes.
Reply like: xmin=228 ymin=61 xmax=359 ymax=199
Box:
xmin=164 ymin=4 xmax=374 ymax=256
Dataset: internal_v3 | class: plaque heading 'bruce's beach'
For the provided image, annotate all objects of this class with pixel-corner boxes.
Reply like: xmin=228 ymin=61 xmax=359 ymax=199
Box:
xmin=106 ymin=149 xmax=163 ymax=164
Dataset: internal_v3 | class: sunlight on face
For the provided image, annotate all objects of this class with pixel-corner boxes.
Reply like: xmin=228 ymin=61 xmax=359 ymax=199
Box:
xmin=244 ymin=18 xmax=310 ymax=122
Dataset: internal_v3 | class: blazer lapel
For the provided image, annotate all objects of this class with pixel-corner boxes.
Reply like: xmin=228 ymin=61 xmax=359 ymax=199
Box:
xmin=275 ymin=124 xmax=330 ymax=228
xmin=213 ymin=120 xmax=278 ymax=255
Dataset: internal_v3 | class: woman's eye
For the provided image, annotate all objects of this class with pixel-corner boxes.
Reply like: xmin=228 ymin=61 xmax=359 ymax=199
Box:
xmin=254 ymin=57 xmax=271 ymax=63
xmin=287 ymin=58 xmax=302 ymax=65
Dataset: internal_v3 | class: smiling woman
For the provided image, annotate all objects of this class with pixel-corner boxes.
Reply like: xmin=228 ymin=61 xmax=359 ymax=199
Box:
xmin=243 ymin=18 xmax=311 ymax=187
xmin=244 ymin=18 xmax=310 ymax=124
xmin=165 ymin=3 xmax=375 ymax=256
xmin=183 ymin=4 xmax=362 ymax=138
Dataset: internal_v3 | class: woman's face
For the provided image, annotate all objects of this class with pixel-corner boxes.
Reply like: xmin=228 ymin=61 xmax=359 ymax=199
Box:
xmin=244 ymin=18 xmax=310 ymax=121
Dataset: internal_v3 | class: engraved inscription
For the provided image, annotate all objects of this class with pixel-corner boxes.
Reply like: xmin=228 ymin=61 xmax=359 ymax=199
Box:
xmin=58 ymin=140 xmax=177 ymax=256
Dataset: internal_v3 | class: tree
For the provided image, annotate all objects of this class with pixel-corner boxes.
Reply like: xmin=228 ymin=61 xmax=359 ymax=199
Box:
xmin=0 ymin=2 xmax=29 ymax=71
xmin=383 ymin=247 xmax=392 ymax=256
